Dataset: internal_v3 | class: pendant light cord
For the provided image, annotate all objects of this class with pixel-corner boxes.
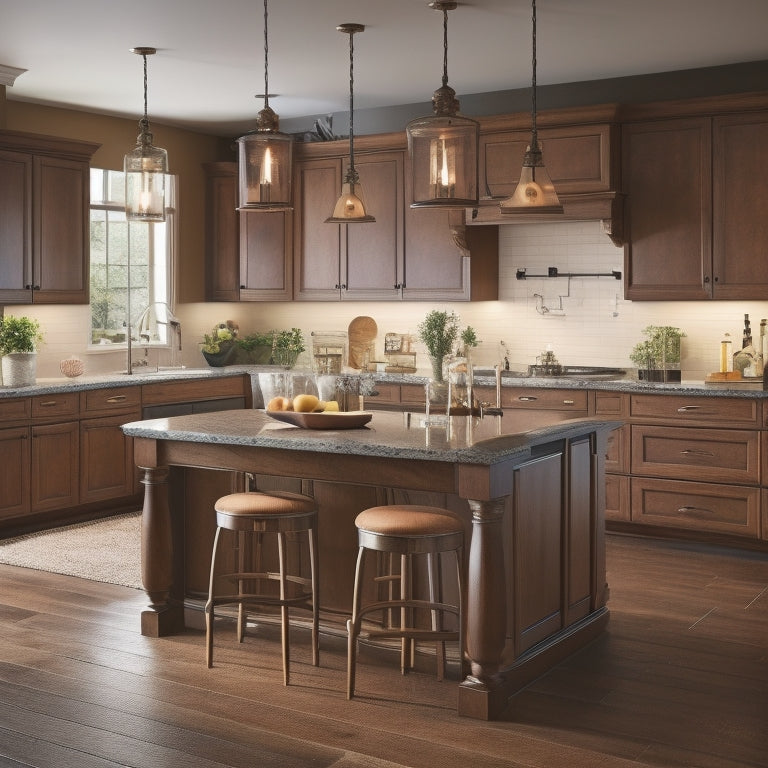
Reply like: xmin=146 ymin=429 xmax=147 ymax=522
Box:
xmin=530 ymin=0 xmax=538 ymax=147
xmin=263 ymin=0 xmax=270 ymax=110
xmin=442 ymin=7 xmax=449 ymax=88
xmin=141 ymin=52 xmax=149 ymax=127
xmin=348 ymin=29 xmax=356 ymax=175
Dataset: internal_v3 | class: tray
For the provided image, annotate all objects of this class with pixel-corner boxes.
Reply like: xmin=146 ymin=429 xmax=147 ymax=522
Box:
xmin=266 ymin=410 xmax=373 ymax=430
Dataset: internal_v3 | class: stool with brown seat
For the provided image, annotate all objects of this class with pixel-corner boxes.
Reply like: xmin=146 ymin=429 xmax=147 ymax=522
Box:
xmin=205 ymin=490 xmax=319 ymax=685
xmin=346 ymin=504 xmax=465 ymax=699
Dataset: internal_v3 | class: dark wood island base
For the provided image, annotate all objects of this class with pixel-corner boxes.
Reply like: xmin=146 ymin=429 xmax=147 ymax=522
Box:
xmin=125 ymin=409 xmax=618 ymax=720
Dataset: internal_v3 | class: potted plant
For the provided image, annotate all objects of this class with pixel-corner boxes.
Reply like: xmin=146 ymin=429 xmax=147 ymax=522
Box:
xmin=271 ymin=327 xmax=305 ymax=368
xmin=0 ymin=315 xmax=44 ymax=387
xmin=417 ymin=310 xmax=459 ymax=382
xmin=630 ymin=325 xmax=685 ymax=382
xmin=200 ymin=320 xmax=239 ymax=366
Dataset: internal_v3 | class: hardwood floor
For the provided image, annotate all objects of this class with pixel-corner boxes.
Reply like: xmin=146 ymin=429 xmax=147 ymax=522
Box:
xmin=0 ymin=533 xmax=766 ymax=768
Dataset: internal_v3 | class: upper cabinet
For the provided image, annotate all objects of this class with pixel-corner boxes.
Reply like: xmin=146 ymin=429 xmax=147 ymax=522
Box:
xmin=0 ymin=131 xmax=99 ymax=305
xmin=293 ymin=151 xmax=404 ymax=301
xmin=203 ymin=162 xmax=293 ymax=301
xmin=623 ymin=95 xmax=768 ymax=301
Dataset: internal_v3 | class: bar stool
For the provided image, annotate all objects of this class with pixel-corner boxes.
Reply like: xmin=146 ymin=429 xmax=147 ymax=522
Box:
xmin=346 ymin=504 xmax=464 ymax=699
xmin=205 ymin=490 xmax=319 ymax=685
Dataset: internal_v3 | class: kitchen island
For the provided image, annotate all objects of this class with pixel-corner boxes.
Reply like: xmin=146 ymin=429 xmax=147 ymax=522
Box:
xmin=123 ymin=408 xmax=618 ymax=719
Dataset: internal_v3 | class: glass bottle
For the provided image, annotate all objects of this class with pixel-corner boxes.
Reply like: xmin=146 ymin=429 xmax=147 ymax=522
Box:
xmin=720 ymin=333 xmax=733 ymax=373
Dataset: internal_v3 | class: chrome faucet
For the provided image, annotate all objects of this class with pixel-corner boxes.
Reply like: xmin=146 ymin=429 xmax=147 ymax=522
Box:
xmin=125 ymin=302 xmax=182 ymax=373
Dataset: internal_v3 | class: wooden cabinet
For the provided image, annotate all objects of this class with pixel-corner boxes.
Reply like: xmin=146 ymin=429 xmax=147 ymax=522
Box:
xmin=31 ymin=420 xmax=79 ymax=512
xmin=0 ymin=131 xmax=98 ymax=305
xmin=0 ymin=426 xmax=31 ymax=520
xmin=623 ymin=109 xmax=768 ymax=300
xmin=203 ymin=162 xmax=293 ymax=301
xmin=293 ymin=152 xmax=404 ymax=301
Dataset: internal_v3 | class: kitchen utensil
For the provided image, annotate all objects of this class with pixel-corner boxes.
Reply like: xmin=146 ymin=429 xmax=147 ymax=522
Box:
xmin=347 ymin=316 xmax=377 ymax=369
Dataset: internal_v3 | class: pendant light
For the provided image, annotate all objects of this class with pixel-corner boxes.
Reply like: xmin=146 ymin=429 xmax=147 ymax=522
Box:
xmin=326 ymin=23 xmax=375 ymax=223
xmin=124 ymin=47 xmax=168 ymax=222
xmin=500 ymin=0 xmax=563 ymax=214
xmin=406 ymin=1 xmax=478 ymax=208
xmin=237 ymin=0 xmax=292 ymax=209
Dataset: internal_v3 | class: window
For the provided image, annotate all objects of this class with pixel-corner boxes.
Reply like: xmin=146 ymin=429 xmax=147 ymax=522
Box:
xmin=89 ymin=168 xmax=176 ymax=347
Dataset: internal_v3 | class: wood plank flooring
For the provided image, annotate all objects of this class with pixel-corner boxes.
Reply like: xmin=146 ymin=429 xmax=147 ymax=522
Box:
xmin=0 ymin=533 xmax=766 ymax=768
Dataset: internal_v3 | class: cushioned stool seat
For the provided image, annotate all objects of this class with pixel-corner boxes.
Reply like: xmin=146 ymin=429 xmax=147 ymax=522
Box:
xmin=347 ymin=504 xmax=464 ymax=699
xmin=205 ymin=490 xmax=319 ymax=685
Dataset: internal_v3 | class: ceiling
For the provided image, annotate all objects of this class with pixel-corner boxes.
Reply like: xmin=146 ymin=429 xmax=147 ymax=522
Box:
xmin=3 ymin=0 xmax=768 ymax=138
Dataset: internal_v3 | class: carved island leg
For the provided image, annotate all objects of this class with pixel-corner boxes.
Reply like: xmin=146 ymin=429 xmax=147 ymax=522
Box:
xmin=458 ymin=497 xmax=509 ymax=720
xmin=139 ymin=465 xmax=184 ymax=636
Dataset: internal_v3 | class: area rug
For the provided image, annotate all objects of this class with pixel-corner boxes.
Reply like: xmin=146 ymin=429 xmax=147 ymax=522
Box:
xmin=0 ymin=512 xmax=143 ymax=590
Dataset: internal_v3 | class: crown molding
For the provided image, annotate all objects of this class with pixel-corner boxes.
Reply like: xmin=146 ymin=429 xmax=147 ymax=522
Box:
xmin=0 ymin=65 xmax=27 ymax=87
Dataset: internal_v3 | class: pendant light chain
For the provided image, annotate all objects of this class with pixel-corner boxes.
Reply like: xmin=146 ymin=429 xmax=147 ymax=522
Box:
xmin=530 ymin=0 xmax=538 ymax=147
xmin=262 ymin=0 xmax=270 ymax=110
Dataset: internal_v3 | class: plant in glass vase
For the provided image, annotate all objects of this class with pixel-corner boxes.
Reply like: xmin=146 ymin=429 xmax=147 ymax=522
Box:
xmin=417 ymin=310 xmax=459 ymax=383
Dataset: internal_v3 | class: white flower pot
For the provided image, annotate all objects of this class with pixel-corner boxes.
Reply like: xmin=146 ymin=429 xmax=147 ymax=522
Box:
xmin=1 ymin=352 xmax=37 ymax=387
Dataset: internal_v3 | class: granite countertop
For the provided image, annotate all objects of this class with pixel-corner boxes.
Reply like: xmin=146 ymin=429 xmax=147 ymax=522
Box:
xmin=121 ymin=408 xmax=620 ymax=466
xmin=3 ymin=365 xmax=767 ymax=399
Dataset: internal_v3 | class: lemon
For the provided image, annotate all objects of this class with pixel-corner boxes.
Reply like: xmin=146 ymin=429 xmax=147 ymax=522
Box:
xmin=323 ymin=400 xmax=340 ymax=412
xmin=293 ymin=394 xmax=320 ymax=413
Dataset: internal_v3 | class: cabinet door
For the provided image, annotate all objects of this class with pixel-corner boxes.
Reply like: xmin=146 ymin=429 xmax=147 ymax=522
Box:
xmin=240 ymin=209 xmax=293 ymax=300
xmin=0 ymin=427 xmax=30 ymax=520
xmin=480 ymin=123 xmax=614 ymax=200
xmin=622 ymin=118 xmax=712 ymax=300
xmin=30 ymin=421 xmax=79 ymax=512
xmin=342 ymin=151 xmax=403 ymax=301
xmin=712 ymin=112 xmax=768 ymax=298
xmin=0 ymin=150 xmax=33 ymax=303
xmin=33 ymin=155 xmax=90 ymax=303
xmin=80 ymin=410 xmax=142 ymax=503
xmin=293 ymin=157 xmax=343 ymax=300
xmin=204 ymin=162 xmax=240 ymax=302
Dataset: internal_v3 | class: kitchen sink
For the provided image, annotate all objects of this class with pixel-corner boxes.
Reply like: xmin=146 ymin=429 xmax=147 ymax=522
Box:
xmin=120 ymin=368 xmax=214 ymax=377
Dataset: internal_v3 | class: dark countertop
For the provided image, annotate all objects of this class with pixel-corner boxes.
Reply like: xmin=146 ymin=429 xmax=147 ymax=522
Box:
xmin=122 ymin=408 xmax=620 ymax=466
xmin=2 ymin=365 xmax=766 ymax=399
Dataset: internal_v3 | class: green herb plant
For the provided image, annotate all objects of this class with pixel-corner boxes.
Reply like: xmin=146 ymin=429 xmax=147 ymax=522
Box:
xmin=630 ymin=325 xmax=685 ymax=370
xmin=0 ymin=315 xmax=43 ymax=355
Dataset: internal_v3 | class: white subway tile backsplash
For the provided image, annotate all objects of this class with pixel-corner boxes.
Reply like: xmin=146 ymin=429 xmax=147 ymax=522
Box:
xmin=5 ymin=220 xmax=768 ymax=382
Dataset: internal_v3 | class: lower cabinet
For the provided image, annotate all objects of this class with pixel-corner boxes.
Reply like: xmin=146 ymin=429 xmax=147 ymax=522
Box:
xmin=0 ymin=426 xmax=30 ymax=520
xmin=31 ymin=421 xmax=79 ymax=512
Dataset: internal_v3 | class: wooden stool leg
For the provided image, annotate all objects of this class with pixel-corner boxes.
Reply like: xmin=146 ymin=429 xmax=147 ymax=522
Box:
xmin=277 ymin=531 xmax=290 ymax=686
xmin=205 ymin=527 xmax=222 ymax=668
xmin=236 ymin=530 xmax=246 ymax=643
xmin=309 ymin=524 xmax=320 ymax=667
xmin=346 ymin=546 xmax=366 ymax=699
xmin=427 ymin=552 xmax=446 ymax=681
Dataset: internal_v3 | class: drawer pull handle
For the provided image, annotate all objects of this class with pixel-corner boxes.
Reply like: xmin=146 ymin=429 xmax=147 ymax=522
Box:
xmin=106 ymin=395 xmax=128 ymax=403
xmin=680 ymin=449 xmax=715 ymax=457
xmin=38 ymin=401 xmax=58 ymax=407
xmin=677 ymin=505 xmax=714 ymax=516
xmin=563 ymin=399 xmax=575 ymax=405
xmin=676 ymin=405 xmax=703 ymax=412
xmin=518 ymin=396 xmax=538 ymax=402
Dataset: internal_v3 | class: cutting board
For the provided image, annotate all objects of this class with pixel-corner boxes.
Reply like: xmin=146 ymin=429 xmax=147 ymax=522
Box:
xmin=348 ymin=316 xmax=377 ymax=369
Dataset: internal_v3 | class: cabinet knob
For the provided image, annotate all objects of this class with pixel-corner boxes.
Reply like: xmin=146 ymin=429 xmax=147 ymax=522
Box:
xmin=33 ymin=285 xmax=40 ymax=290
xmin=239 ymin=285 xmax=246 ymax=289
xmin=341 ymin=283 xmax=347 ymax=290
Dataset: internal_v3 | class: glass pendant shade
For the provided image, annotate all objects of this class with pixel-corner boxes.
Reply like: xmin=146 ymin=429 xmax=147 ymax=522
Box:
xmin=236 ymin=1 xmax=293 ymax=210
xmin=407 ymin=2 xmax=478 ymax=208
xmin=124 ymin=48 xmax=167 ymax=222
xmin=124 ymin=120 xmax=168 ymax=222
xmin=408 ymin=114 xmax=478 ymax=207
xmin=237 ymin=115 xmax=293 ymax=209
xmin=499 ymin=141 xmax=563 ymax=214
xmin=326 ymin=23 xmax=374 ymax=223
xmin=327 ymin=171 xmax=375 ymax=223
xmin=499 ymin=0 xmax=563 ymax=215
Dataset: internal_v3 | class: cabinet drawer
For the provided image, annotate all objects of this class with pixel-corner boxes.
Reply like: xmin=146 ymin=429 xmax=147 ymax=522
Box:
xmin=142 ymin=376 xmax=247 ymax=406
xmin=81 ymin=386 xmax=141 ymax=414
xmin=31 ymin=392 xmax=78 ymax=419
xmin=631 ymin=425 xmax=759 ymax=484
xmin=630 ymin=394 xmax=759 ymax=426
xmin=400 ymin=384 xmax=426 ymax=406
xmin=503 ymin=388 xmax=588 ymax=410
xmin=365 ymin=383 xmax=400 ymax=405
xmin=591 ymin=390 xmax=629 ymax=417
xmin=0 ymin=397 xmax=31 ymax=423
xmin=630 ymin=477 xmax=759 ymax=538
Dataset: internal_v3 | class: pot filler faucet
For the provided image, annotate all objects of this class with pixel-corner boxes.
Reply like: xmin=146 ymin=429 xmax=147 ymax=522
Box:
xmin=125 ymin=302 xmax=182 ymax=373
